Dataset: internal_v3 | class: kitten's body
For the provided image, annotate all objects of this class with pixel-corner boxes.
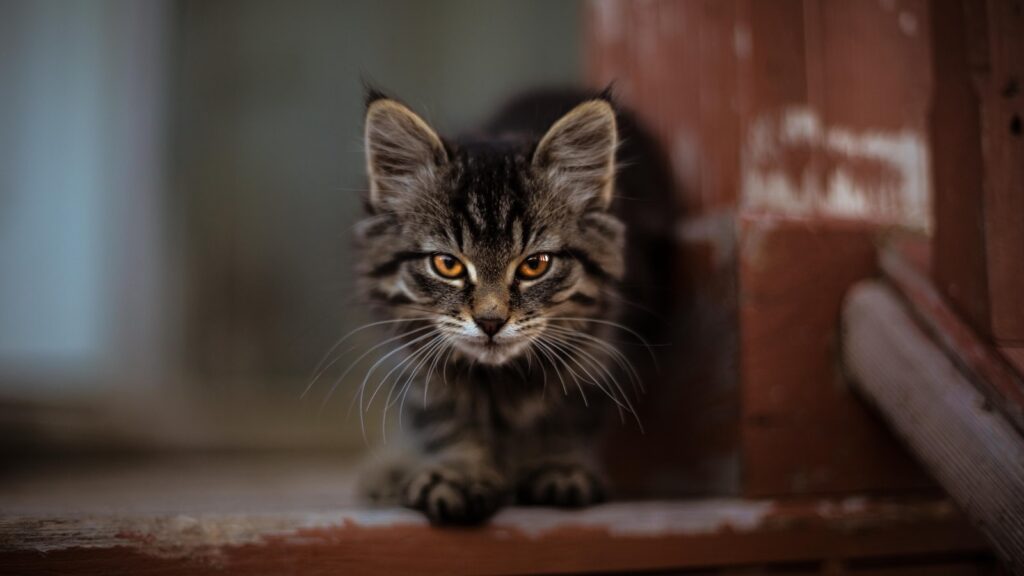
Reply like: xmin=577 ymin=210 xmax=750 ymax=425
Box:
xmin=353 ymin=89 xmax=671 ymax=525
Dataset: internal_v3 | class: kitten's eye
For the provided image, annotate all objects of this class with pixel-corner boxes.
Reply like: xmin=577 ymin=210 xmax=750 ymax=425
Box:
xmin=517 ymin=253 xmax=552 ymax=280
xmin=430 ymin=253 xmax=465 ymax=279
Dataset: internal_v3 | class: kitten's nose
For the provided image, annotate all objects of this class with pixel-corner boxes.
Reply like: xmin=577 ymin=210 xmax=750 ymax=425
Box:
xmin=474 ymin=316 xmax=507 ymax=337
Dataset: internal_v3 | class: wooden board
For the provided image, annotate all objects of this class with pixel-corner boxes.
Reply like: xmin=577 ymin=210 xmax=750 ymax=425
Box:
xmin=0 ymin=454 xmax=989 ymax=574
xmin=931 ymin=0 xmax=1024 ymax=344
xmin=738 ymin=215 xmax=933 ymax=497
xmin=843 ymin=281 xmax=1024 ymax=573
xmin=586 ymin=0 xmax=939 ymax=500
xmin=589 ymin=0 xmax=934 ymax=227
xmin=0 ymin=499 xmax=986 ymax=576
xmin=881 ymin=245 xmax=1024 ymax=435
xmin=976 ymin=0 xmax=1024 ymax=343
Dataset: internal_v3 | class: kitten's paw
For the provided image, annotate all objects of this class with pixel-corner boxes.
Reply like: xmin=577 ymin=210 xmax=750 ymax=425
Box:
xmin=517 ymin=463 xmax=606 ymax=508
xmin=402 ymin=465 xmax=506 ymax=526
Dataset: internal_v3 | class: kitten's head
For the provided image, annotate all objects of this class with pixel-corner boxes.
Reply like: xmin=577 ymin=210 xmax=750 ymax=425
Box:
xmin=356 ymin=93 xmax=624 ymax=366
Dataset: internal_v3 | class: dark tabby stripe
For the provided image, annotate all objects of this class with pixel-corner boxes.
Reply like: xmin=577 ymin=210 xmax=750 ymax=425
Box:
xmin=568 ymin=292 xmax=598 ymax=306
xmin=558 ymin=247 xmax=614 ymax=281
xmin=368 ymin=251 xmax=427 ymax=278
xmin=368 ymin=288 xmax=414 ymax=306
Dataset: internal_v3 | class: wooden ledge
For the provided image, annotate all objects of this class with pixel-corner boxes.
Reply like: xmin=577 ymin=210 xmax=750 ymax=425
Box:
xmin=1 ymin=494 xmax=985 ymax=575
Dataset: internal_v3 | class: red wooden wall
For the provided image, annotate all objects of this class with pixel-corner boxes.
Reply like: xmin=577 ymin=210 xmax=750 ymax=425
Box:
xmin=587 ymin=0 xmax=939 ymax=497
xmin=930 ymin=0 xmax=1024 ymax=374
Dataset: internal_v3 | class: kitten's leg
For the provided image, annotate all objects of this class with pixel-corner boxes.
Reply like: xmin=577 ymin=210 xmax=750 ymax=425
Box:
xmin=516 ymin=454 xmax=607 ymax=508
xmin=356 ymin=434 xmax=417 ymax=505
xmin=402 ymin=439 xmax=507 ymax=525
xmin=401 ymin=402 xmax=508 ymax=525
xmin=510 ymin=402 xmax=608 ymax=508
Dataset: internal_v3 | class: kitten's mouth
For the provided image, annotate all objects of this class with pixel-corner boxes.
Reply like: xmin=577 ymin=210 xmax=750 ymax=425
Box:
xmin=454 ymin=335 xmax=530 ymax=366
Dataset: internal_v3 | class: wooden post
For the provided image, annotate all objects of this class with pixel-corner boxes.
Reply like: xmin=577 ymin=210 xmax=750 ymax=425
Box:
xmin=843 ymin=280 xmax=1024 ymax=573
xmin=931 ymin=0 xmax=1024 ymax=347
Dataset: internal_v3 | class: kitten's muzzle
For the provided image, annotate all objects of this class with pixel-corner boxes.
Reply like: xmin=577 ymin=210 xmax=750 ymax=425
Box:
xmin=474 ymin=315 xmax=507 ymax=338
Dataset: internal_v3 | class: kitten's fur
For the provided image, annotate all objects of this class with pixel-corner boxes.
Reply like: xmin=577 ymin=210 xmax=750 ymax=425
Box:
xmin=354 ymin=89 xmax=659 ymax=525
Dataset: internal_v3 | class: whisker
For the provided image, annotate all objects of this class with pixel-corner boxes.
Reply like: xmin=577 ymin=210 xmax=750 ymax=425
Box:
xmin=441 ymin=344 xmax=456 ymax=389
xmin=423 ymin=337 xmax=452 ymax=405
xmin=303 ymin=318 xmax=427 ymax=399
xmin=368 ymin=333 xmax=441 ymax=412
xmin=542 ymin=316 xmax=661 ymax=370
xmin=381 ymin=335 xmax=445 ymax=441
xmin=320 ymin=323 xmax=436 ymax=414
xmin=544 ymin=324 xmax=645 ymax=394
xmin=397 ymin=337 xmax=447 ymax=432
xmin=386 ymin=334 xmax=444 ymax=413
xmin=526 ymin=347 xmax=548 ymax=394
xmin=541 ymin=334 xmax=630 ymax=414
xmin=533 ymin=337 xmax=586 ymax=404
xmin=545 ymin=332 xmax=624 ymax=397
xmin=351 ymin=330 xmax=438 ymax=442
xmin=532 ymin=338 xmax=569 ymax=396
xmin=542 ymin=333 xmax=639 ymax=427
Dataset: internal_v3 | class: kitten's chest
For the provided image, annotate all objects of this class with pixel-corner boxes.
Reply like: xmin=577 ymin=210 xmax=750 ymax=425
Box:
xmin=434 ymin=368 xmax=562 ymax=430
xmin=492 ymin=389 xmax=553 ymax=429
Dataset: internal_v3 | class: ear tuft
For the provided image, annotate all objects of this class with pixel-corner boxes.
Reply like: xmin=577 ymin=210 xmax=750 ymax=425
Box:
xmin=363 ymin=81 xmax=390 ymax=108
xmin=364 ymin=88 xmax=390 ymax=108
xmin=532 ymin=99 xmax=618 ymax=211
xmin=364 ymin=99 xmax=447 ymax=211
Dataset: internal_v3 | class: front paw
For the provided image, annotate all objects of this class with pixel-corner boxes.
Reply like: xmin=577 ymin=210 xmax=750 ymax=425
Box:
xmin=402 ymin=465 xmax=507 ymax=526
xmin=517 ymin=463 xmax=606 ymax=508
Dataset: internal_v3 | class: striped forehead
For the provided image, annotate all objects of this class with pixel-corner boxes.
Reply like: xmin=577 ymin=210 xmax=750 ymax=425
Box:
xmin=448 ymin=146 xmax=532 ymax=255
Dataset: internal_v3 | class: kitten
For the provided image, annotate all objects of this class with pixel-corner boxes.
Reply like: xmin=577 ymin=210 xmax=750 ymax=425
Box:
xmin=353 ymin=88 xmax=661 ymax=525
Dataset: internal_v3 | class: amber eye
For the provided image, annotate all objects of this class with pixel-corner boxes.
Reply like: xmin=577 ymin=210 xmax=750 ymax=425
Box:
xmin=430 ymin=253 xmax=465 ymax=279
xmin=517 ymin=253 xmax=552 ymax=280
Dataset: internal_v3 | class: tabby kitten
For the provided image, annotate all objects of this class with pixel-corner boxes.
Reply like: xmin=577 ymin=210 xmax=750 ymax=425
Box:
xmin=354 ymin=89 xmax=637 ymax=525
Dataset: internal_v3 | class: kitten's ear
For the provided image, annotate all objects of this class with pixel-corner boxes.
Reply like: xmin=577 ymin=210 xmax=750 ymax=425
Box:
xmin=364 ymin=99 xmax=447 ymax=211
xmin=532 ymin=99 xmax=617 ymax=211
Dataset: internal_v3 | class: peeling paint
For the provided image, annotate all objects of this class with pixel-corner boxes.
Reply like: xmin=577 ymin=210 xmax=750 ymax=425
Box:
xmin=677 ymin=212 xmax=737 ymax=270
xmin=742 ymin=107 xmax=931 ymax=230
xmin=0 ymin=510 xmax=426 ymax=559
xmin=0 ymin=501 xmax=780 ymax=559
xmin=2 ymin=502 xmax=779 ymax=557
xmin=497 ymin=500 xmax=774 ymax=539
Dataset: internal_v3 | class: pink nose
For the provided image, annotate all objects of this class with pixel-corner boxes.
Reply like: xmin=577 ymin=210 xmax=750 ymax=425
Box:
xmin=474 ymin=316 xmax=506 ymax=337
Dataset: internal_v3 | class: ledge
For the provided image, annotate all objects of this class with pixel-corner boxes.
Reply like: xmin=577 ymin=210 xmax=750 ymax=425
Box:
xmin=0 ymin=454 xmax=988 ymax=575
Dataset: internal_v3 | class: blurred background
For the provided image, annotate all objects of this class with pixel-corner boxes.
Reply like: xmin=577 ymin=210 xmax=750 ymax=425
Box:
xmin=0 ymin=0 xmax=583 ymax=455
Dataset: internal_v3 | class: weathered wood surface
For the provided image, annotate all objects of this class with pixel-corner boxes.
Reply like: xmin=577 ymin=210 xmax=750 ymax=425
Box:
xmin=843 ymin=281 xmax=1024 ymax=574
xmin=586 ymin=0 xmax=939 ymax=499
xmin=0 ymin=455 xmax=988 ymax=575
xmin=881 ymin=246 xmax=1024 ymax=435
xmin=0 ymin=498 xmax=985 ymax=576
xmin=588 ymin=0 xmax=933 ymax=227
